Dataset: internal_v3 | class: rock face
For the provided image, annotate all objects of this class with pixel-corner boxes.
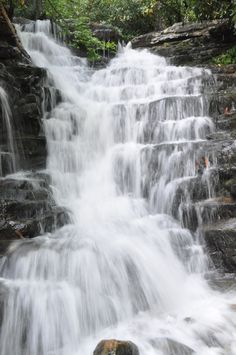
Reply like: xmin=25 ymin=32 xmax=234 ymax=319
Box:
xmin=132 ymin=19 xmax=236 ymax=66
xmin=93 ymin=340 xmax=139 ymax=355
xmin=0 ymin=9 xmax=69 ymax=253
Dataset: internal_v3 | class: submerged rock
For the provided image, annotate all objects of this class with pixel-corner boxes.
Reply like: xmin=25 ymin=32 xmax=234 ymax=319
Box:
xmin=94 ymin=340 xmax=139 ymax=355
xmin=150 ymin=337 xmax=195 ymax=355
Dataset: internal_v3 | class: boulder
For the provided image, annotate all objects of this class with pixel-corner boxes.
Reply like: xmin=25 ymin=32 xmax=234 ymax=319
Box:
xmin=93 ymin=340 xmax=139 ymax=355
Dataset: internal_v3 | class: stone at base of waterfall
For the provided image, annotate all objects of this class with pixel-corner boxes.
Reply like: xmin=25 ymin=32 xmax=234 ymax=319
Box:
xmin=93 ymin=340 xmax=139 ymax=355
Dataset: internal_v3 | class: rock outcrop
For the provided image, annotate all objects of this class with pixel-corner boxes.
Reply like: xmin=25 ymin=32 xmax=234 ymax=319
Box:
xmin=132 ymin=19 xmax=236 ymax=66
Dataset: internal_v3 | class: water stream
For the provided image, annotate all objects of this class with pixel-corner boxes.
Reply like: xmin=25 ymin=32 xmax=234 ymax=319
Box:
xmin=0 ymin=20 xmax=236 ymax=355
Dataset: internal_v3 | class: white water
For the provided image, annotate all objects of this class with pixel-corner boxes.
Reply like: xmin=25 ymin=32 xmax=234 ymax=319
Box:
xmin=0 ymin=20 xmax=236 ymax=355
xmin=0 ymin=87 xmax=17 ymax=175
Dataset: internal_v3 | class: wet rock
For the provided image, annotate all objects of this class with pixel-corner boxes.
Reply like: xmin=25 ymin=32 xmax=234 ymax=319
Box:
xmin=0 ymin=63 xmax=47 ymax=171
xmin=0 ymin=9 xmax=48 ymax=173
xmin=93 ymin=340 xmax=139 ymax=355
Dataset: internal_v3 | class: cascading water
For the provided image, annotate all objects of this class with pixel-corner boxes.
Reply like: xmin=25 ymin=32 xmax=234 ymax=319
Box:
xmin=0 ymin=20 xmax=236 ymax=355
xmin=0 ymin=87 xmax=17 ymax=175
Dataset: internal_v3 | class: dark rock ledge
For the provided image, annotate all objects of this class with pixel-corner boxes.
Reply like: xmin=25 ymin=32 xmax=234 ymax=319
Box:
xmin=132 ymin=19 xmax=236 ymax=66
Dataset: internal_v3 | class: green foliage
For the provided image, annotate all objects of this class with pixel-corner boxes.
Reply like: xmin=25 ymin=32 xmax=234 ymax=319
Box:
xmin=86 ymin=0 xmax=157 ymax=37
xmin=212 ymin=46 xmax=236 ymax=65
xmin=190 ymin=0 xmax=234 ymax=21
xmin=44 ymin=0 xmax=102 ymax=60
xmin=2 ymin=0 xmax=236 ymax=62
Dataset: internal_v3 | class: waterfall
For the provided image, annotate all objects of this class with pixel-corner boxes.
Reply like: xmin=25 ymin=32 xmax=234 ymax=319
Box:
xmin=0 ymin=20 xmax=236 ymax=355
xmin=0 ymin=87 xmax=17 ymax=175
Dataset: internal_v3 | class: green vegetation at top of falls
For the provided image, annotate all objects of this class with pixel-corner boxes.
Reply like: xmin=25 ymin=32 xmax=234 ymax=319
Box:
xmin=2 ymin=0 xmax=236 ymax=61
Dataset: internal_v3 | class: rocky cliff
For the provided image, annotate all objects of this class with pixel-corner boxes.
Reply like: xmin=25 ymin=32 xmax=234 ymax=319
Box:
xmin=0 ymin=7 xmax=69 ymax=254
